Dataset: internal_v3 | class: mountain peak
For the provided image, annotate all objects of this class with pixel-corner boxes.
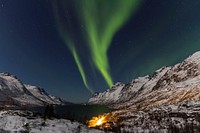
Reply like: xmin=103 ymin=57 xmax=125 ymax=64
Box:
xmin=111 ymin=82 xmax=124 ymax=89
xmin=185 ymin=51 xmax=200 ymax=63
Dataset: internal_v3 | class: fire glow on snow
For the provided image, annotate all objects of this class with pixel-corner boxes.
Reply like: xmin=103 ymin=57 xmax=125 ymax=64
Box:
xmin=87 ymin=113 xmax=118 ymax=128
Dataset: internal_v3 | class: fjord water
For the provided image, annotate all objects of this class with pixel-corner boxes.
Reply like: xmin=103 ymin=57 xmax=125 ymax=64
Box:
xmin=54 ymin=104 xmax=112 ymax=122
xmin=27 ymin=104 xmax=112 ymax=123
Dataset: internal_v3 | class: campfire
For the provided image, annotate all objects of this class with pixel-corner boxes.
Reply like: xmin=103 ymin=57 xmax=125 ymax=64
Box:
xmin=87 ymin=113 xmax=118 ymax=130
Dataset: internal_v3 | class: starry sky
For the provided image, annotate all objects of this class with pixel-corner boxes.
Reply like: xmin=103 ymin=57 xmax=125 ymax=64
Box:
xmin=0 ymin=0 xmax=200 ymax=102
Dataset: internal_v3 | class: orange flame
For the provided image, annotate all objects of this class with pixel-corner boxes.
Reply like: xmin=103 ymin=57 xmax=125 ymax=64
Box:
xmin=87 ymin=113 xmax=118 ymax=128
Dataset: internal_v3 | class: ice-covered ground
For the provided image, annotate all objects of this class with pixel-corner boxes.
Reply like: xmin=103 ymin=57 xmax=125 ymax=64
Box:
xmin=0 ymin=110 xmax=107 ymax=133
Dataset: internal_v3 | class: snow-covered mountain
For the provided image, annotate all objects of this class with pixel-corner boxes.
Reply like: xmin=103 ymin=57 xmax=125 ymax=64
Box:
xmin=89 ymin=51 xmax=200 ymax=109
xmin=0 ymin=72 xmax=65 ymax=107
xmin=88 ymin=51 xmax=200 ymax=132
xmin=25 ymin=84 xmax=64 ymax=105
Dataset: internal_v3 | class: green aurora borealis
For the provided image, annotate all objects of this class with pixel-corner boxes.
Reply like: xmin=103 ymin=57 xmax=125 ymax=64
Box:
xmin=53 ymin=0 xmax=141 ymax=93
xmin=1 ymin=0 xmax=200 ymax=102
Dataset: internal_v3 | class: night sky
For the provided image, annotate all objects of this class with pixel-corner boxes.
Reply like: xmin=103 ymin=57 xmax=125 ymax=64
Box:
xmin=0 ymin=0 xmax=200 ymax=102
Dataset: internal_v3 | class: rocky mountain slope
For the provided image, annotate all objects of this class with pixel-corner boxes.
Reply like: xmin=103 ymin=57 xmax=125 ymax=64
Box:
xmin=0 ymin=72 xmax=65 ymax=107
xmin=89 ymin=51 xmax=200 ymax=109
xmin=116 ymin=101 xmax=200 ymax=132
xmin=88 ymin=51 xmax=200 ymax=132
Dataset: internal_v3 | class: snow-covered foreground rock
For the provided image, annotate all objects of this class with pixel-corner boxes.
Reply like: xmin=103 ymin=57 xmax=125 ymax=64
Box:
xmin=0 ymin=110 xmax=107 ymax=133
xmin=113 ymin=101 xmax=200 ymax=132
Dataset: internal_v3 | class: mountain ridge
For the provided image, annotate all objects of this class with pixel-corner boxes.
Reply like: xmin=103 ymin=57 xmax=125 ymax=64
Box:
xmin=88 ymin=51 xmax=200 ymax=109
xmin=0 ymin=72 xmax=66 ymax=107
